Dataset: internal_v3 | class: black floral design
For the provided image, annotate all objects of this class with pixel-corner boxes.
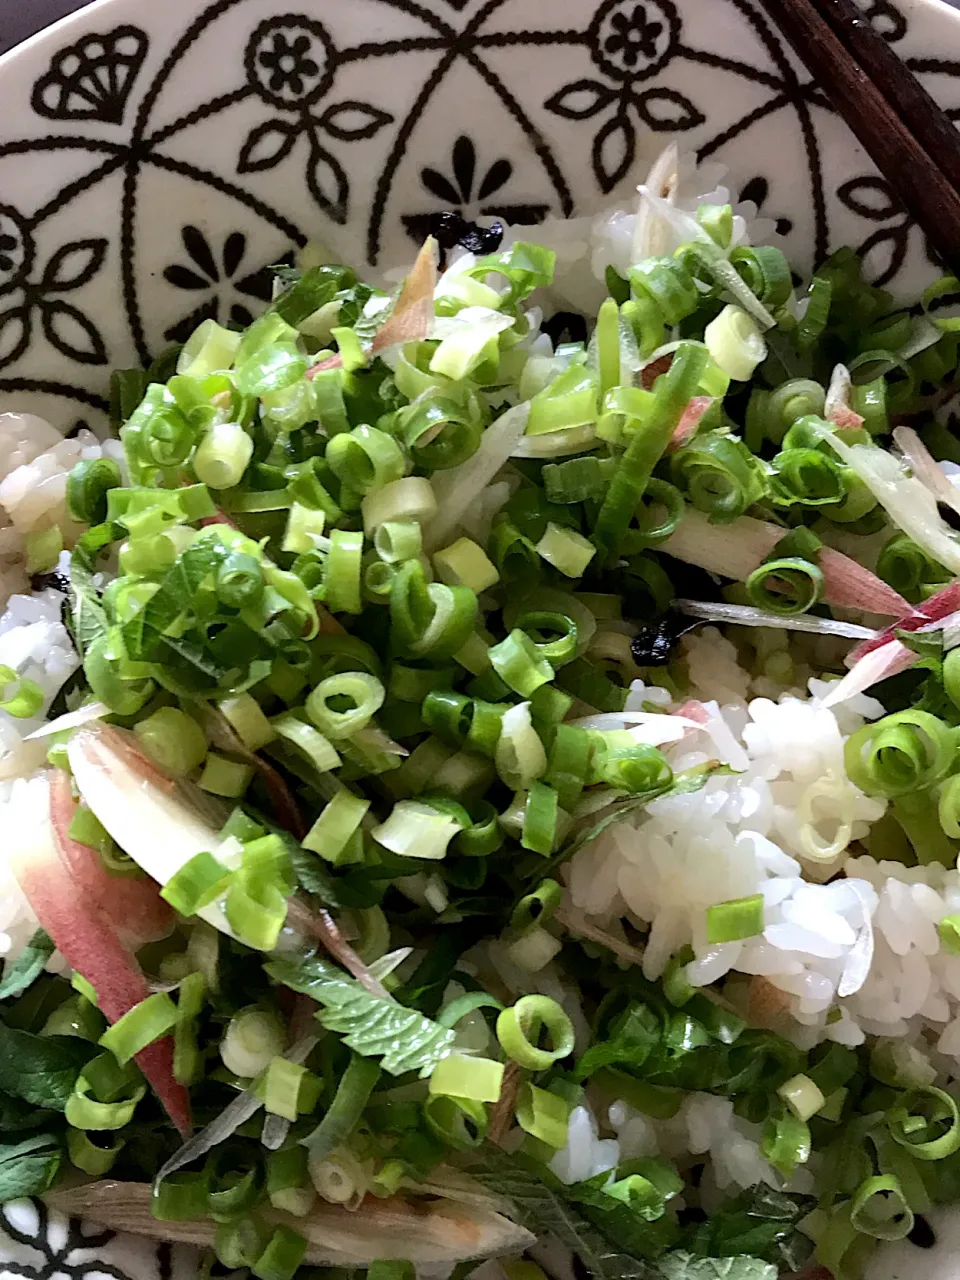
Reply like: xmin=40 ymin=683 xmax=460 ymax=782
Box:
xmin=588 ymin=0 xmax=681 ymax=81
xmin=0 ymin=0 xmax=936 ymax=431
xmin=0 ymin=237 xmax=108 ymax=370
xmin=162 ymin=226 xmax=277 ymax=343
xmin=835 ymin=175 xmax=939 ymax=286
xmin=548 ymin=0 xmax=700 ymax=194
xmin=238 ymin=15 xmax=393 ymax=228
xmin=739 ymin=176 xmax=794 ymax=239
xmin=402 ymin=135 xmax=550 ymax=247
xmin=0 ymin=205 xmax=34 ymax=292
xmin=244 ymin=16 xmax=335 ymax=110
xmin=31 ymin=26 xmax=148 ymax=123
xmin=859 ymin=0 xmax=908 ymax=43
xmin=237 ymin=100 xmax=393 ymax=227
xmin=546 ymin=75 xmax=703 ymax=194
xmin=0 ymin=1198 xmax=226 ymax=1280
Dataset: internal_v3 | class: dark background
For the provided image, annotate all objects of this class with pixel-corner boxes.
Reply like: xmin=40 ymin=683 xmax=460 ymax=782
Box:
xmin=1 ymin=1 xmax=85 ymax=56
xmin=2 ymin=0 xmax=960 ymax=57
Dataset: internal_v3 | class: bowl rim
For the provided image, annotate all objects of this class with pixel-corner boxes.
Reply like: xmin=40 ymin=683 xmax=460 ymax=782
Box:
xmin=3 ymin=0 xmax=960 ymax=80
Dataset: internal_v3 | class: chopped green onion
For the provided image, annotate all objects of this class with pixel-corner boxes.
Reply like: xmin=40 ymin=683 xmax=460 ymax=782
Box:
xmin=67 ymin=1127 xmax=124 ymax=1176
xmin=263 ymin=1056 xmax=322 ymax=1121
xmin=302 ymin=1053 xmax=380 ymax=1161
xmin=887 ymin=1085 xmax=960 ymax=1160
xmin=516 ymin=1082 xmax=570 ymax=1149
xmin=362 ymin=477 xmax=438 ymax=535
xmin=199 ymin=752 xmax=253 ymax=797
xmin=326 ymin=425 xmax=406 ymax=496
xmin=512 ymin=879 xmax=562 ymax=933
xmin=135 ymin=707 xmax=208 ymax=776
xmin=522 ymin=781 xmax=560 ymax=855
xmin=325 ymin=529 xmax=364 ymax=615
xmin=215 ymin=1217 xmax=272 ymax=1270
xmin=497 ymin=995 xmax=575 ymax=1070
xmin=535 ymin=523 xmax=597 ymax=578
xmin=220 ymin=1008 xmax=285 ymax=1078
xmin=496 ymin=701 xmax=547 ymax=790
xmin=267 ymin=1146 xmax=314 ymax=1217
xmin=938 ymin=913 xmax=960 ymax=954
xmin=850 ymin=1174 xmax=914 ymax=1241
xmin=778 ymin=1073 xmax=826 ymax=1121
xmin=218 ymin=693 xmax=276 ymax=752
xmin=67 ymin=804 xmax=111 ymax=854
xmin=161 ymin=851 xmax=232 ymax=915
xmin=65 ymin=1054 xmax=145 ymax=1130
xmin=746 ymin=556 xmax=824 ymax=615
xmin=367 ymin=1263 xmax=415 ymax=1280
xmin=433 ymin=537 xmax=500 ymax=592
xmin=225 ymin=876 xmax=288 ymax=952
xmin=0 ymin=667 xmax=44 ymax=719
xmin=704 ymin=303 xmax=767 ymax=381
xmin=271 ymin=713 xmax=341 ymax=775
xmin=303 ymin=787 xmax=370 ymax=863
xmin=428 ymin=1054 xmax=504 ymax=1102
xmin=761 ymin=1108 xmax=811 ymax=1177
xmin=194 ymin=421 xmax=254 ymax=489
xmin=151 ymin=1170 xmax=211 ymax=1221
xmin=845 ymin=710 xmax=955 ymax=799
xmin=423 ymin=1093 xmax=488 ymax=1150
xmin=306 ymin=672 xmax=385 ymax=739
xmin=376 ymin=519 xmax=423 ymax=563
xmin=489 ymin=630 xmax=554 ymax=697
xmin=99 ymin=992 xmax=179 ymax=1064
xmin=373 ymin=800 xmax=464 ymax=860
xmin=252 ymin=1226 xmax=308 ymax=1280
xmin=177 ymin=318 xmax=242 ymax=376
xmin=706 ymin=894 xmax=765 ymax=943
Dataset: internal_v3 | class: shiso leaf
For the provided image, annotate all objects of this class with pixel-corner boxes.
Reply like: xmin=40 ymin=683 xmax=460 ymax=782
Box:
xmin=652 ymin=1255 xmax=776 ymax=1280
xmin=471 ymin=1151 xmax=650 ymax=1280
xmin=0 ymin=928 xmax=54 ymax=1001
xmin=266 ymin=951 xmax=455 ymax=1076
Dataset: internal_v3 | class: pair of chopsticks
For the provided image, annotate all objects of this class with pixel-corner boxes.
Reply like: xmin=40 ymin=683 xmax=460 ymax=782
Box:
xmin=757 ymin=0 xmax=960 ymax=277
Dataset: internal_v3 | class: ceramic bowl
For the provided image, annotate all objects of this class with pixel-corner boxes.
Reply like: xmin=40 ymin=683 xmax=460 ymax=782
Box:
xmin=2 ymin=0 xmax=960 ymax=1275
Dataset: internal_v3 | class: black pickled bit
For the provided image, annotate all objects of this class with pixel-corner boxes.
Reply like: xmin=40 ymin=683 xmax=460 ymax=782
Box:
xmin=631 ymin=612 xmax=703 ymax=666
xmin=542 ymin=310 xmax=589 ymax=347
xmin=421 ymin=211 xmax=504 ymax=262
xmin=30 ymin=570 xmax=70 ymax=595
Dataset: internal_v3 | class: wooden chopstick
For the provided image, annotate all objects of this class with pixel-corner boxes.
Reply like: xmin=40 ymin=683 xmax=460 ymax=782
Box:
xmin=758 ymin=0 xmax=960 ymax=277
xmin=813 ymin=0 xmax=960 ymax=196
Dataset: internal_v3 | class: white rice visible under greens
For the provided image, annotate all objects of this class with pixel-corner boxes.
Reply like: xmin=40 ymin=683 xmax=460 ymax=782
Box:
xmin=3 ymin=149 xmax=960 ymax=1280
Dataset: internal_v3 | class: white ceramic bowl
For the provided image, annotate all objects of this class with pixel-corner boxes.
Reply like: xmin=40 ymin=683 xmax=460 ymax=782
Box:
xmin=2 ymin=0 xmax=960 ymax=1276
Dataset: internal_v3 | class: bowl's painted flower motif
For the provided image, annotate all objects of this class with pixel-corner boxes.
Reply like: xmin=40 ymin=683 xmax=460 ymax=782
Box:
xmin=245 ymin=16 xmax=335 ymax=110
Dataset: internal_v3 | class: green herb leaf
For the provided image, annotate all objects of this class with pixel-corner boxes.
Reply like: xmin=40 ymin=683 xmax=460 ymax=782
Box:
xmin=0 ymin=1133 xmax=62 ymax=1200
xmin=652 ymin=1254 xmax=776 ymax=1280
xmin=266 ymin=952 xmax=455 ymax=1076
xmin=0 ymin=1094 xmax=55 ymax=1133
xmin=0 ymin=929 xmax=54 ymax=1001
xmin=678 ymin=1186 xmax=814 ymax=1273
xmin=471 ymin=1151 xmax=650 ymax=1280
xmin=569 ymin=1169 xmax=679 ymax=1257
xmin=0 ymin=1023 xmax=96 ymax=1110
xmin=540 ymin=769 xmax=708 ymax=881
xmin=286 ymin=841 xmax=342 ymax=908
xmin=68 ymin=559 xmax=108 ymax=659
xmin=122 ymin=537 xmax=228 ymax=660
